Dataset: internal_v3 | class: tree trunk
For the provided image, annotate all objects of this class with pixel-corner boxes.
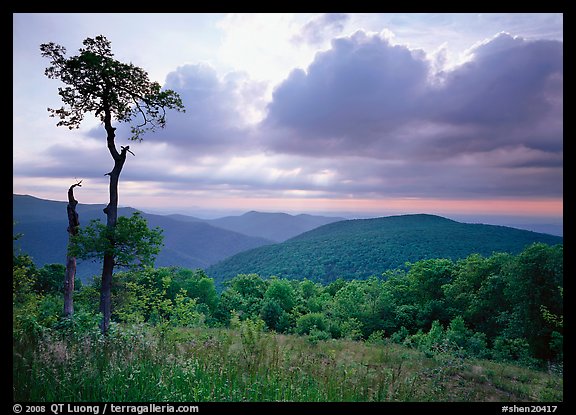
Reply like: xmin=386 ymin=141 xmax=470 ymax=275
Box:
xmin=99 ymin=107 xmax=129 ymax=334
xmin=64 ymin=256 xmax=76 ymax=316
xmin=99 ymin=254 xmax=114 ymax=333
xmin=64 ymin=181 xmax=82 ymax=317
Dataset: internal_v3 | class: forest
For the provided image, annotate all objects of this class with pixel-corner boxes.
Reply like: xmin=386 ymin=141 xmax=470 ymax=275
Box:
xmin=206 ymin=214 xmax=562 ymax=285
xmin=13 ymin=231 xmax=563 ymax=401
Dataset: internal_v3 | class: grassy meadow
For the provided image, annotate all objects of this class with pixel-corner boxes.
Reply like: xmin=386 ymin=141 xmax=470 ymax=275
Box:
xmin=13 ymin=323 xmax=563 ymax=403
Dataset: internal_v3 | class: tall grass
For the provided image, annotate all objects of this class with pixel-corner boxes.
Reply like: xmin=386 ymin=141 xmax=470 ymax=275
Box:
xmin=13 ymin=323 xmax=563 ymax=402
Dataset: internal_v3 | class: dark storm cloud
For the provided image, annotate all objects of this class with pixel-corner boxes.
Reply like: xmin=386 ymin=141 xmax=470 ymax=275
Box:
xmin=292 ymin=13 xmax=350 ymax=45
xmin=262 ymin=31 xmax=563 ymax=168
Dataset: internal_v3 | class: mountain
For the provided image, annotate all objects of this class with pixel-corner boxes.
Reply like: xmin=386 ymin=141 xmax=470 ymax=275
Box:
xmin=13 ymin=194 xmax=273 ymax=281
xmin=206 ymin=214 xmax=563 ymax=286
xmin=206 ymin=211 xmax=345 ymax=242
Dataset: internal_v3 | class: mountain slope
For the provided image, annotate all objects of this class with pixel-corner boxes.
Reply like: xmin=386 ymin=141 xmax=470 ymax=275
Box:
xmin=206 ymin=214 xmax=563 ymax=286
xmin=207 ymin=211 xmax=345 ymax=242
xmin=13 ymin=194 xmax=273 ymax=281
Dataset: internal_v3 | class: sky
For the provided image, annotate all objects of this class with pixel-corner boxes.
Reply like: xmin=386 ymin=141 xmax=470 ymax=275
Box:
xmin=13 ymin=13 xmax=563 ymax=226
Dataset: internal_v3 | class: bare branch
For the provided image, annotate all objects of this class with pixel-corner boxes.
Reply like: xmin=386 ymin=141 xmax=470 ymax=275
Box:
xmin=121 ymin=145 xmax=135 ymax=156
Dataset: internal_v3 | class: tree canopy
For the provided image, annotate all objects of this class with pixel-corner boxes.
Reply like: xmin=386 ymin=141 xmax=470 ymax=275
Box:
xmin=70 ymin=212 xmax=164 ymax=270
xmin=40 ymin=35 xmax=184 ymax=140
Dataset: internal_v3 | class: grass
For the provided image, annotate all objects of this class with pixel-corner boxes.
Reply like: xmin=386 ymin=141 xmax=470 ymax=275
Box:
xmin=13 ymin=324 xmax=563 ymax=402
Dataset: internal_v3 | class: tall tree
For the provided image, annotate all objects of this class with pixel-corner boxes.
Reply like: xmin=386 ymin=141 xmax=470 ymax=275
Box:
xmin=64 ymin=180 xmax=82 ymax=317
xmin=41 ymin=35 xmax=184 ymax=333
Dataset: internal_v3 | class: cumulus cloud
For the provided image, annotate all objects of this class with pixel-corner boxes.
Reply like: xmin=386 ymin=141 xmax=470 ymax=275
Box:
xmin=258 ymin=30 xmax=562 ymax=198
xmin=430 ymin=33 xmax=562 ymax=126
xmin=262 ymin=31 xmax=562 ymax=157
xmin=19 ymin=27 xmax=562 ymax=204
xmin=292 ymin=13 xmax=350 ymax=45
xmin=262 ymin=31 xmax=431 ymax=156
xmin=87 ymin=63 xmax=267 ymax=157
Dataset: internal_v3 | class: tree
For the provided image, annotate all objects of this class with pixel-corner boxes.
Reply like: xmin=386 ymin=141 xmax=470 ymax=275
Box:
xmin=71 ymin=212 xmax=164 ymax=271
xmin=64 ymin=180 xmax=82 ymax=317
xmin=173 ymin=268 xmax=219 ymax=314
xmin=442 ymin=252 xmax=512 ymax=338
xmin=503 ymin=243 xmax=563 ymax=359
xmin=404 ymin=258 xmax=455 ymax=329
xmin=41 ymin=35 xmax=184 ymax=333
xmin=35 ymin=264 xmax=66 ymax=294
xmin=264 ymin=278 xmax=296 ymax=313
xmin=70 ymin=212 xmax=164 ymax=327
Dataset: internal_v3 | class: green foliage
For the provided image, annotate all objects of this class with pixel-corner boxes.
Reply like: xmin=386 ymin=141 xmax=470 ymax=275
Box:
xmin=548 ymin=332 xmax=563 ymax=361
xmin=390 ymin=326 xmax=410 ymax=344
xmin=215 ymin=274 xmax=268 ymax=324
xmin=443 ymin=252 xmax=511 ymax=338
xmin=13 ymin=254 xmax=38 ymax=305
xmin=366 ymin=329 xmax=387 ymax=345
xmin=466 ymin=332 xmax=489 ymax=359
xmin=296 ymin=313 xmax=327 ymax=335
xmin=40 ymin=35 xmax=184 ymax=141
xmin=422 ymin=320 xmax=446 ymax=351
xmin=503 ymin=243 xmax=563 ymax=359
xmin=170 ymin=290 xmax=205 ymax=328
xmin=491 ymin=337 xmax=536 ymax=366
xmin=13 ymin=250 xmax=50 ymax=340
xmin=70 ymin=212 xmax=164 ymax=270
xmin=307 ymin=327 xmax=331 ymax=344
xmin=260 ymin=299 xmax=284 ymax=331
xmin=207 ymin=214 xmax=562 ymax=284
xmin=172 ymin=268 xmax=219 ymax=313
xmin=238 ymin=317 xmax=272 ymax=371
xmin=340 ymin=317 xmax=364 ymax=340
xmin=445 ymin=315 xmax=470 ymax=349
xmin=264 ymin=278 xmax=296 ymax=312
xmin=13 ymin=241 xmax=563 ymax=369
xmin=52 ymin=309 xmax=103 ymax=339
xmin=35 ymin=263 xmax=66 ymax=294
xmin=112 ymin=268 xmax=171 ymax=324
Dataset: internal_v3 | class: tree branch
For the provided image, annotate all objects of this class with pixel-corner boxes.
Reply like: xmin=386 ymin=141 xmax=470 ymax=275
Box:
xmin=121 ymin=146 xmax=135 ymax=156
xmin=67 ymin=179 xmax=82 ymax=235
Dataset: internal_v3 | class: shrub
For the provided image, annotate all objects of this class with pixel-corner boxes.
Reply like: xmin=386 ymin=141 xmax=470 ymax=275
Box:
xmin=445 ymin=316 xmax=470 ymax=348
xmin=52 ymin=309 xmax=102 ymax=339
xmin=391 ymin=326 xmax=410 ymax=344
xmin=492 ymin=336 xmax=535 ymax=366
xmin=340 ymin=317 xmax=363 ymax=340
xmin=296 ymin=313 xmax=327 ymax=335
xmin=308 ymin=327 xmax=331 ymax=345
xmin=549 ymin=331 xmax=563 ymax=361
xmin=366 ymin=329 xmax=386 ymax=345
xmin=170 ymin=290 xmax=205 ymax=328
xmin=466 ymin=331 xmax=489 ymax=358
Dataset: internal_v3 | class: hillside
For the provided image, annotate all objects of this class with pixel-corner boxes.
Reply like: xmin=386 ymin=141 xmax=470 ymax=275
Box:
xmin=206 ymin=214 xmax=563 ymax=286
xmin=13 ymin=194 xmax=273 ymax=281
xmin=206 ymin=211 xmax=345 ymax=242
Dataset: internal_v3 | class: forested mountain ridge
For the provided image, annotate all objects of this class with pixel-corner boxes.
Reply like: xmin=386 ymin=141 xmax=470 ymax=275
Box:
xmin=206 ymin=211 xmax=346 ymax=242
xmin=13 ymin=194 xmax=343 ymax=281
xmin=13 ymin=194 xmax=273 ymax=281
xmin=206 ymin=214 xmax=563 ymax=286
xmin=165 ymin=211 xmax=345 ymax=242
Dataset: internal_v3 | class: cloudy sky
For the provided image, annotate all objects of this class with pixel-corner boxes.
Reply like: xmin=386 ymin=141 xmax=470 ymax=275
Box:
xmin=13 ymin=13 xmax=563 ymax=223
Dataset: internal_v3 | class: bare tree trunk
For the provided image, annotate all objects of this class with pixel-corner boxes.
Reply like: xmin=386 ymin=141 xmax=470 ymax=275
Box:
xmin=99 ymin=106 xmax=131 ymax=334
xmin=64 ymin=181 xmax=82 ymax=317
